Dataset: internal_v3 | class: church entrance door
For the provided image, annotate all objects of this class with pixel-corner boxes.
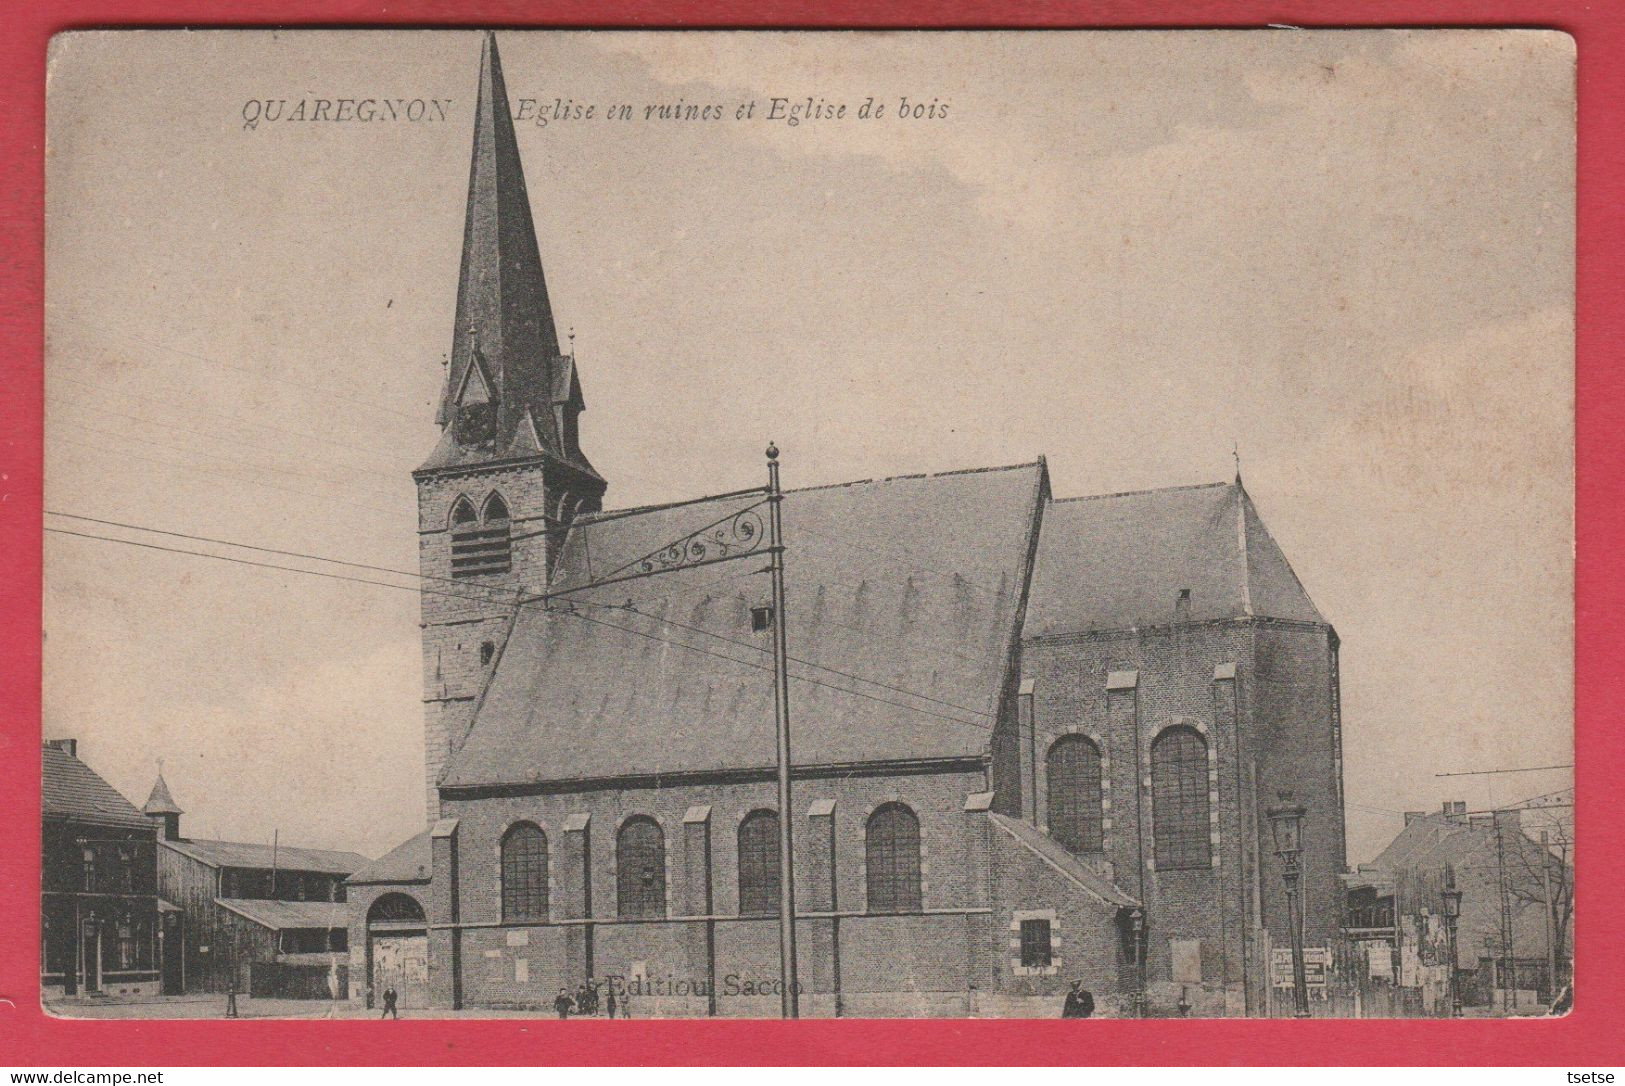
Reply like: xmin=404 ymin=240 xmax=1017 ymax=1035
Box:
xmin=371 ymin=935 xmax=428 ymax=1009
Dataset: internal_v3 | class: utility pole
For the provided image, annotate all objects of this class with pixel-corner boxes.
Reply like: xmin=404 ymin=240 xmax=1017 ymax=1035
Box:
xmin=1540 ymin=830 xmax=1559 ymax=998
xmin=1494 ymin=813 xmax=1515 ymax=1014
xmin=766 ymin=442 xmax=800 ymax=1018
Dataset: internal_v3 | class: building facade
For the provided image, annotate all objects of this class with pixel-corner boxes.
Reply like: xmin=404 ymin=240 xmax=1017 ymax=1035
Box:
xmin=355 ymin=32 xmax=1348 ymax=1018
xmin=1343 ymin=803 xmax=1571 ymax=1013
xmin=41 ymin=740 xmax=166 ymax=999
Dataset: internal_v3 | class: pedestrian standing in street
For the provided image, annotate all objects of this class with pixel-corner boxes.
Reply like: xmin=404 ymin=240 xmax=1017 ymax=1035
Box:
xmin=554 ymin=987 xmax=574 ymax=1019
xmin=1076 ymin=986 xmax=1095 ymax=1018
xmin=605 ymin=984 xmax=618 ymax=1020
xmin=381 ymin=985 xmax=398 ymax=1019
xmin=1061 ymin=981 xmax=1082 ymax=1018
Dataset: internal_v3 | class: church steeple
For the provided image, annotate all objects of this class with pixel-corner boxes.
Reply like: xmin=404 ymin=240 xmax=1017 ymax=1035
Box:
xmin=425 ymin=31 xmax=595 ymax=478
xmin=411 ymin=33 xmax=606 ymax=822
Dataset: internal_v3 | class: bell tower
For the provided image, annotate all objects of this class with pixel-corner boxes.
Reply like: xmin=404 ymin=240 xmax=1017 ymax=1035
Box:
xmin=412 ymin=31 xmax=607 ymax=820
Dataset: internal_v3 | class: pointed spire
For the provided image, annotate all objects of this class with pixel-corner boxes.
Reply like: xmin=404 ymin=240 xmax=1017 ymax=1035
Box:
xmin=438 ymin=31 xmax=563 ymax=453
xmin=143 ymin=772 xmax=182 ymax=816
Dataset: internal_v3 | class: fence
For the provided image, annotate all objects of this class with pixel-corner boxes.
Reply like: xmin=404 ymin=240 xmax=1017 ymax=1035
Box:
xmin=248 ymin=959 xmax=349 ymax=1000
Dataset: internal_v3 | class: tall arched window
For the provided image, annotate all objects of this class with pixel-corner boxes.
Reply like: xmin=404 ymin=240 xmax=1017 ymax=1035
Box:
xmin=1047 ymin=735 xmax=1104 ymax=854
xmin=450 ymin=491 xmax=512 ymax=578
xmin=501 ymin=822 xmax=548 ymax=922
xmin=1152 ymin=726 xmax=1211 ymax=870
xmin=865 ymin=803 xmax=922 ymax=913
xmin=616 ymin=816 xmax=666 ymax=918
xmin=737 ymin=809 xmax=780 ymax=917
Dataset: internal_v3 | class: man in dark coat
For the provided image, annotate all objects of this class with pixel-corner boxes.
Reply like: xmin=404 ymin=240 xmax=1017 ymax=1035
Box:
xmin=381 ymin=985 xmax=398 ymax=1019
xmin=554 ymin=987 xmax=574 ymax=1019
xmin=1061 ymin=982 xmax=1095 ymax=1018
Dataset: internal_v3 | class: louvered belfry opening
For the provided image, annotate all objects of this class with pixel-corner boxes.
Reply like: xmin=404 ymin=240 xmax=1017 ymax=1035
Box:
xmin=450 ymin=493 xmax=512 ymax=578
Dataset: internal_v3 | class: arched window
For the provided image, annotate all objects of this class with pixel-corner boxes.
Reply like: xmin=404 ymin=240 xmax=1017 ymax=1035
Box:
xmin=367 ymin=892 xmax=426 ymax=926
xmin=737 ymin=810 xmax=780 ymax=917
xmin=865 ymin=803 xmax=922 ymax=913
xmin=1047 ymin=735 xmax=1104 ymax=854
xmin=501 ymin=822 xmax=548 ymax=922
xmin=1152 ymin=726 xmax=1211 ymax=870
xmin=616 ymin=816 xmax=666 ymax=918
xmin=450 ymin=491 xmax=511 ymax=578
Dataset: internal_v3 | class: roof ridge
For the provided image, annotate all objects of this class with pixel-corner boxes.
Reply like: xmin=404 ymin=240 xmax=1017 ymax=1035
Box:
xmin=585 ymin=460 xmax=1044 ymax=520
xmin=1052 ymin=480 xmax=1232 ymax=504
xmin=1236 ymin=486 xmax=1326 ymax=625
xmin=174 ymin=836 xmax=366 ymax=858
xmin=783 ymin=459 xmax=1042 ymax=497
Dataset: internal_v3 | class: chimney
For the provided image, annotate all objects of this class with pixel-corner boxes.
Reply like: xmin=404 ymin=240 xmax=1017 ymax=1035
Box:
xmin=1404 ymin=811 xmax=1428 ymax=825
xmin=46 ymin=738 xmax=78 ymax=758
xmin=1174 ymin=588 xmax=1192 ymax=623
xmin=1443 ymin=800 xmax=1467 ymax=824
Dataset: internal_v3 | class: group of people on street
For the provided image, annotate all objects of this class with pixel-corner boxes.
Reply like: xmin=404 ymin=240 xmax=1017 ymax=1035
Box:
xmin=376 ymin=977 xmax=629 ymax=1019
xmin=554 ymin=977 xmax=626 ymax=1019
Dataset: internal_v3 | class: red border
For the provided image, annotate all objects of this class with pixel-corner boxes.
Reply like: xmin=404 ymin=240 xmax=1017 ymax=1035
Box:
xmin=2 ymin=1 xmax=1619 ymax=1067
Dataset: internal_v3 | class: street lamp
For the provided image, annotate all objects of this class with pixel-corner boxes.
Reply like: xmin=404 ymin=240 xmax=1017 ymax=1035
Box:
xmin=1266 ymin=793 xmax=1311 ymax=1019
xmin=1128 ymin=907 xmax=1147 ymax=1018
xmin=1441 ymin=871 xmax=1464 ymax=1018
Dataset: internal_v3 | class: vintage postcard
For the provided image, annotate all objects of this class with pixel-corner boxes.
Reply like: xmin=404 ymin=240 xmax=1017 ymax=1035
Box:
xmin=40 ymin=28 xmax=1574 ymax=1021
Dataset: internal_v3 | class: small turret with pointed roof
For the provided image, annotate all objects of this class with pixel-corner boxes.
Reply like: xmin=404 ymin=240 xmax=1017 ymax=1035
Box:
xmin=143 ymin=769 xmax=183 ymax=841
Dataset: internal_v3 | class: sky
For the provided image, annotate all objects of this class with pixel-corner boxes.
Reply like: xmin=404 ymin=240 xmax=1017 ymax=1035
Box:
xmin=41 ymin=29 xmax=1574 ymax=863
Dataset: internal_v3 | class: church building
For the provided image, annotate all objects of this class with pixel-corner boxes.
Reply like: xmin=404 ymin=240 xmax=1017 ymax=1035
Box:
xmin=349 ymin=33 xmax=1348 ymax=1018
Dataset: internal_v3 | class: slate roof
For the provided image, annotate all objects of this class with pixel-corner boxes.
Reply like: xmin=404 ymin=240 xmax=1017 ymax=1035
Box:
xmin=420 ymin=33 xmax=597 ymax=480
xmin=216 ymin=898 xmax=350 ymax=931
xmin=988 ymin=813 xmax=1140 ymax=909
xmin=442 ymin=462 xmax=1046 ymax=789
xmin=142 ymin=774 xmax=182 ymax=815
xmin=161 ymin=838 xmax=368 ymax=876
xmin=347 ymin=830 xmax=431 ymax=885
xmin=1023 ymin=480 xmax=1324 ymax=639
xmin=42 ymin=745 xmax=151 ymax=829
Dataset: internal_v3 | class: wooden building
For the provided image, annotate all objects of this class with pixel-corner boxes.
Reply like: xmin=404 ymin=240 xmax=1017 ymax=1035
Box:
xmin=146 ymin=773 xmax=367 ymax=994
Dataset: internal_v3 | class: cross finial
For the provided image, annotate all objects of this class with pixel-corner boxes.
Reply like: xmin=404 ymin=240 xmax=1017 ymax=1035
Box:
xmin=1232 ymin=442 xmax=1242 ymax=483
xmin=569 ymin=327 xmax=576 ymax=355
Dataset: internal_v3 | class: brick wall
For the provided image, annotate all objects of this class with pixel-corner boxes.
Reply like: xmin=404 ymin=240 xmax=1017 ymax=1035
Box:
xmin=414 ymin=459 xmax=602 ymax=822
xmin=1019 ymin=616 xmax=1344 ymax=1015
xmin=432 ymin=767 xmax=995 ymax=1013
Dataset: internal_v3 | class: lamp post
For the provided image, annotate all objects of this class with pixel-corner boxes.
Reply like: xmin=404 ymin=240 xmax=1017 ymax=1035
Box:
xmin=1266 ymin=793 xmax=1311 ymax=1018
xmin=1127 ymin=907 xmax=1147 ymax=1018
xmin=1441 ymin=871 xmax=1464 ymax=1018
